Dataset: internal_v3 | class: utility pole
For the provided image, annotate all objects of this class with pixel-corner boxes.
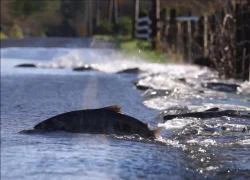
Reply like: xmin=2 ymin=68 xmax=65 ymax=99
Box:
xmin=151 ymin=0 xmax=160 ymax=49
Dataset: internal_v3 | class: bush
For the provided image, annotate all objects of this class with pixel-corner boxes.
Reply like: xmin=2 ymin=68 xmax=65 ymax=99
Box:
xmin=9 ymin=24 xmax=24 ymax=39
xmin=115 ymin=16 xmax=132 ymax=35
xmin=33 ymin=30 xmax=46 ymax=37
xmin=0 ymin=32 xmax=8 ymax=40
xmin=95 ymin=20 xmax=113 ymax=34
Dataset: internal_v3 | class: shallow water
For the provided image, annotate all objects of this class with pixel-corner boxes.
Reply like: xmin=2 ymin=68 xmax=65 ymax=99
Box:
xmin=1 ymin=47 xmax=250 ymax=179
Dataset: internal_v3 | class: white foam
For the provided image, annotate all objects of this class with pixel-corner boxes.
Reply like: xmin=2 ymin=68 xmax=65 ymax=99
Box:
xmin=187 ymin=138 xmax=217 ymax=147
xmin=159 ymin=118 xmax=196 ymax=130
xmin=237 ymin=139 xmax=250 ymax=145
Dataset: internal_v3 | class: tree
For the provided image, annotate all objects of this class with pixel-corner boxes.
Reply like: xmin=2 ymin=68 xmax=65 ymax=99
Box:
xmin=9 ymin=0 xmax=47 ymax=17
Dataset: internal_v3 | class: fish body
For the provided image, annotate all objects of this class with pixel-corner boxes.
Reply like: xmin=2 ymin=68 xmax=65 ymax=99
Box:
xmin=117 ymin=68 xmax=142 ymax=74
xmin=15 ymin=63 xmax=37 ymax=68
xmin=28 ymin=106 xmax=161 ymax=139
xmin=72 ymin=65 xmax=97 ymax=72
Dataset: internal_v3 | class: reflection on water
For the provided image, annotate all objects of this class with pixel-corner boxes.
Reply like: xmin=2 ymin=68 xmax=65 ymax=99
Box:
xmin=1 ymin=47 xmax=250 ymax=179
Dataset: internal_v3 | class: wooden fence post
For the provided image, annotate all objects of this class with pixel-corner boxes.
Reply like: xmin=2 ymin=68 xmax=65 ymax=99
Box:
xmin=95 ymin=0 xmax=100 ymax=27
xmin=187 ymin=19 xmax=192 ymax=62
xmin=168 ymin=8 xmax=177 ymax=52
xmin=88 ymin=1 xmax=93 ymax=35
xmin=203 ymin=15 xmax=208 ymax=57
xmin=242 ymin=1 xmax=250 ymax=80
xmin=208 ymin=14 xmax=216 ymax=68
xmin=160 ymin=8 xmax=167 ymax=40
xmin=190 ymin=20 xmax=197 ymax=61
xmin=151 ymin=0 xmax=160 ymax=49
xmin=176 ymin=21 xmax=182 ymax=56
xmin=182 ymin=21 xmax=188 ymax=61
xmin=235 ymin=3 xmax=241 ymax=79
xmin=197 ymin=16 xmax=204 ymax=58
xmin=235 ymin=2 xmax=250 ymax=80
xmin=133 ymin=0 xmax=140 ymax=38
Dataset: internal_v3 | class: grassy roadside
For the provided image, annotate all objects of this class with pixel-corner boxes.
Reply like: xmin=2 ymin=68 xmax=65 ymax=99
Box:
xmin=94 ymin=35 xmax=169 ymax=63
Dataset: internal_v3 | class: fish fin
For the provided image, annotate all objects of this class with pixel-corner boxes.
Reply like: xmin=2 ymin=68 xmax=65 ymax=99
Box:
xmin=205 ymin=107 xmax=220 ymax=112
xmin=19 ymin=129 xmax=41 ymax=134
xmin=153 ymin=126 xmax=165 ymax=138
xmin=103 ymin=105 xmax=122 ymax=113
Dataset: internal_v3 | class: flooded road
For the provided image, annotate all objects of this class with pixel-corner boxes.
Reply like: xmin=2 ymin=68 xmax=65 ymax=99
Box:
xmin=1 ymin=45 xmax=250 ymax=179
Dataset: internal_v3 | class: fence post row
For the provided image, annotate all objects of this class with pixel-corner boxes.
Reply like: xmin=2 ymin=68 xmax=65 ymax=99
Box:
xmin=133 ymin=0 xmax=249 ymax=80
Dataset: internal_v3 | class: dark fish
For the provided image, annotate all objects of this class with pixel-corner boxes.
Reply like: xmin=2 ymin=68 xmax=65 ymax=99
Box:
xmin=204 ymin=107 xmax=220 ymax=112
xmin=73 ymin=65 xmax=97 ymax=72
xmin=143 ymin=89 xmax=171 ymax=100
xmin=20 ymin=106 xmax=163 ymax=139
xmin=203 ymin=82 xmax=240 ymax=93
xmin=117 ymin=68 xmax=142 ymax=74
xmin=134 ymin=82 xmax=151 ymax=91
xmin=163 ymin=109 xmax=250 ymax=121
xmin=15 ymin=63 xmax=37 ymax=68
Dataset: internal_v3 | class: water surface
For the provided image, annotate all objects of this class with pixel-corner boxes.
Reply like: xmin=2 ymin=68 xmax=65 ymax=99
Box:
xmin=1 ymin=47 xmax=250 ymax=179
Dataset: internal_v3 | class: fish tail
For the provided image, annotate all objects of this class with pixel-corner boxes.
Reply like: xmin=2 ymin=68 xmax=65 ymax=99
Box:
xmin=153 ymin=126 xmax=165 ymax=138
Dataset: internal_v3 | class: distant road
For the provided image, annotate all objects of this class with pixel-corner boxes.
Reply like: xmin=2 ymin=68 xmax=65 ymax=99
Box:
xmin=0 ymin=37 xmax=115 ymax=48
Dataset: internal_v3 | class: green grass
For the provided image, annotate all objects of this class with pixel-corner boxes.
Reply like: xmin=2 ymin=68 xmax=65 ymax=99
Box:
xmin=94 ymin=35 xmax=169 ymax=63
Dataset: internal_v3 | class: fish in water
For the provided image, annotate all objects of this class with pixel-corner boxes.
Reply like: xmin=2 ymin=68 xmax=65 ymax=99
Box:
xmin=15 ymin=63 xmax=37 ymax=68
xmin=72 ymin=65 xmax=98 ymax=72
xmin=163 ymin=108 xmax=250 ymax=121
xmin=117 ymin=67 xmax=142 ymax=74
xmin=20 ymin=106 xmax=163 ymax=139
